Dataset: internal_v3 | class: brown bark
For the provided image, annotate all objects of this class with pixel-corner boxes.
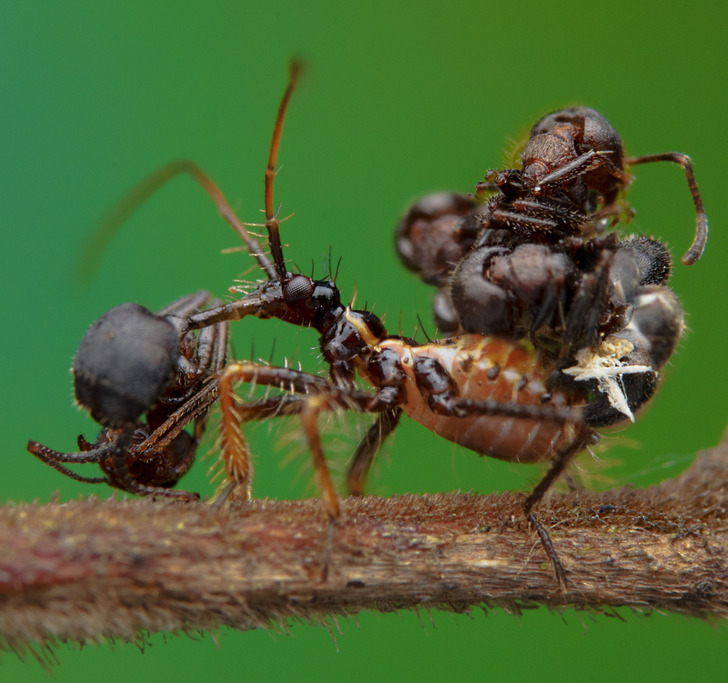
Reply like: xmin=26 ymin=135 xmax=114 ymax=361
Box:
xmin=2 ymin=430 xmax=727 ymax=658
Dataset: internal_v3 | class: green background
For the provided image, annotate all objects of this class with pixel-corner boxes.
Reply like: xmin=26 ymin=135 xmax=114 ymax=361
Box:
xmin=3 ymin=1 xmax=727 ymax=680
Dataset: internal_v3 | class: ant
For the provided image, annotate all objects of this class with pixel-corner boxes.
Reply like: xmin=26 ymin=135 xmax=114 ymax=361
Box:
xmin=27 ymin=293 xmax=228 ymax=499
xmin=395 ymin=107 xmax=707 ymax=359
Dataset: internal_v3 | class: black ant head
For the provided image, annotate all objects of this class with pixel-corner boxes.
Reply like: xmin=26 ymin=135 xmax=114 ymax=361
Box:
xmin=228 ymin=60 xmax=349 ymax=334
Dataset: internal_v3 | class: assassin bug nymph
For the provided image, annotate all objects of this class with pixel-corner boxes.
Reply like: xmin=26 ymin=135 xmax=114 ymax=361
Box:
xmin=167 ymin=63 xmax=679 ymax=585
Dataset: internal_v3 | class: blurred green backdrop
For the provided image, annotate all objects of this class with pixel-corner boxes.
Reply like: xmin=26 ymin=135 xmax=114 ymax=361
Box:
xmin=3 ymin=1 xmax=727 ymax=680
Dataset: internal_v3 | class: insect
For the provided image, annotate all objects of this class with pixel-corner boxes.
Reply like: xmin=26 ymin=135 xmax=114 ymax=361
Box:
xmin=27 ymin=293 xmax=228 ymax=499
xmin=28 ymin=64 xmax=706 ymax=586
xmin=395 ymin=106 xmax=708 ymax=358
xmin=169 ymin=64 xmax=692 ymax=585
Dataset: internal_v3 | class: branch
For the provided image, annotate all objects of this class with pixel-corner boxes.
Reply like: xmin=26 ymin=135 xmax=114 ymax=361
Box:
xmin=2 ymin=429 xmax=728 ymax=658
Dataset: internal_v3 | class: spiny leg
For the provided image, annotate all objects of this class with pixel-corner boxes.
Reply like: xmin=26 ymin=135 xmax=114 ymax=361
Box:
xmin=216 ymin=362 xmax=335 ymax=496
xmin=300 ymin=394 xmax=342 ymax=581
xmin=217 ymin=362 xmax=349 ymax=579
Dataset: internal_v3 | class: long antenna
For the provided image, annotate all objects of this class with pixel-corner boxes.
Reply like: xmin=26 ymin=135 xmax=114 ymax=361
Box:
xmin=264 ymin=59 xmax=303 ymax=279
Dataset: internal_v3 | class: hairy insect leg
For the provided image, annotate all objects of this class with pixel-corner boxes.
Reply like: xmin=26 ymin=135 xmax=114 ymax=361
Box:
xmin=625 ymin=152 xmax=708 ymax=265
xmin=217 ymin=364 xmax=255 ymax=498
xmin=299 ymin=394 xmax=341 ymax=519
xmin=300 ymin=393 xmax=342 ymax=580
xmin=216 ymin=362 xmax=335 ymax=496
xmin=217 ymin=362 xmax=346 ymax=579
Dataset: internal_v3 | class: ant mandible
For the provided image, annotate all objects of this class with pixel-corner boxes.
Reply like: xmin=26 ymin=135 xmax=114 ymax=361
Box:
xmin=396 ymin=106 xmax=708 ymax=360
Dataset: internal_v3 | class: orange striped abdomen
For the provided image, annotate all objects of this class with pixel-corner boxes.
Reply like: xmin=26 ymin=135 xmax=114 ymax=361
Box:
xmin=373 ymin=335 xmax=583 ymax=463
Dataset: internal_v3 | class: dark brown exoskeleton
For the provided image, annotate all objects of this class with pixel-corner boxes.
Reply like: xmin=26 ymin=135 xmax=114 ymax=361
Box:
xmin=27 ymin=293 xmax=228 ymax=499
xmin=396 ymin=107 xmax=707 ymax=349
xmin=395 ymin=107 xmax=707 ymax=430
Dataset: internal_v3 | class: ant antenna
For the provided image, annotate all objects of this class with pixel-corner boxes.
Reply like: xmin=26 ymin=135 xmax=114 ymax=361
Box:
xmin=264 ymin=59 xmax=302 ymax=279
xmin=74 ymin=161 xmax=277 ymax=286
xmin=625 ymin=152 xmax=708 ymax=266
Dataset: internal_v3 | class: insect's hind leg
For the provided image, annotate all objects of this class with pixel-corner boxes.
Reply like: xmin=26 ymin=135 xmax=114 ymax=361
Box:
xmin=523 ymin=424 xmax=595 ymax=589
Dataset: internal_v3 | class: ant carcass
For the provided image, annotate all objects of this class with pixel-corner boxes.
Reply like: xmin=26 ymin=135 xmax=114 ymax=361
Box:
xmin=28 ymin=293 xmax=228 ymax=499
xmin=395 ymin=106 xmax=707 ymax=427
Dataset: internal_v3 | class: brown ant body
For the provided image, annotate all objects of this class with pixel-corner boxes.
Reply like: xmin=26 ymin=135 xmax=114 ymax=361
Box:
xmin=396 ymin=107 xmax=707 ymax=356
xmin=28 ymin=64 xmax=707 ymax=585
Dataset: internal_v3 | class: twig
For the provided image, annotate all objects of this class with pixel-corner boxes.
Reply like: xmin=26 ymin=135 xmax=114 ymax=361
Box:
xmin=2 ymin=430 xmax=727 ymax=658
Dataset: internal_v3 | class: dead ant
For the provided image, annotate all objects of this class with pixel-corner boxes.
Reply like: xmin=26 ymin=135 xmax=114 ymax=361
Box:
xmin=395 ymin=107 xmax=708 ymax=360
xmin=27 ymin=292 xmax=228 ymax=499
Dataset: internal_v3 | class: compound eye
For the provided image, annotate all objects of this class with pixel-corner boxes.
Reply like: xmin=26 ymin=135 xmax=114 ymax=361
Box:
xmin=284 ymin=275 xmax=314 ymax=306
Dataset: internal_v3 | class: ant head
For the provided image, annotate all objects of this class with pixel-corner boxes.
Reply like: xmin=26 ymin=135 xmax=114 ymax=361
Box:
xmin=228 ymin=61 xmax=348 ymax=333
xmin=526 ymin=106 xmax=626 ymax=205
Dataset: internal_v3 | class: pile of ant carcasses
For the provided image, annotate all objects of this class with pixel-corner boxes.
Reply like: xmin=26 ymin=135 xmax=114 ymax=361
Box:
xmin=28 ymin=62 xmax=707 ymax=584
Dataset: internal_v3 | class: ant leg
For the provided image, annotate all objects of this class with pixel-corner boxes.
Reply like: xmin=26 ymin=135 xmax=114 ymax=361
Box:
xmin=533 ymin=149 xmax=629 ymax=194
xmin=625 ymin=152 xmax=708 ymax=265
xmin=135 ymin=380 xmax=221 ymax=459
xmin=347 ymin=408 xmax=402 ymax=496
xmin=489 ymin=207 xmax=560 ymax=232
xmin=26 ymin=440 xmax=109 ymax=484
xmin=157 ymin=291 xmax=212 ymax=317
xmin=189 ymin=304 xmax=229 ymax=444
xmin=194 ymin=303 xmax=229 ymax=375
xmin=523 ymin=425 xmax=594 ymax=589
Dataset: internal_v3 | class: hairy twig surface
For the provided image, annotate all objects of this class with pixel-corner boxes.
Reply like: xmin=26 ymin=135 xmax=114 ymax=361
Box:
xmin=2 ymin=430 xmax=727 ymax=660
